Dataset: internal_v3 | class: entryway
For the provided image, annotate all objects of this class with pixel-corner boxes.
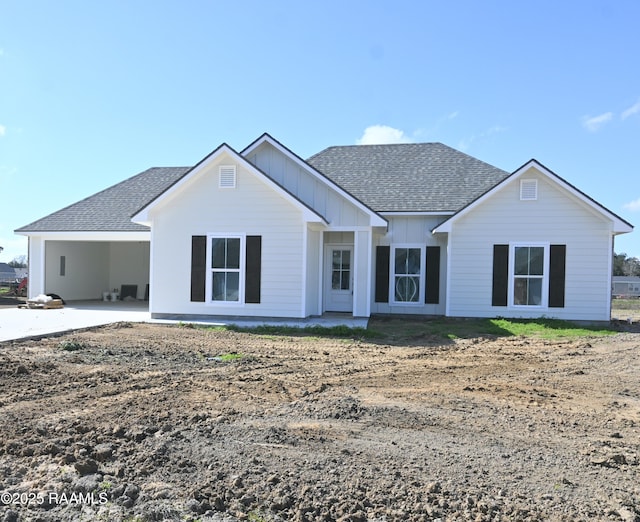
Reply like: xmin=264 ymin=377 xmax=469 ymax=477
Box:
xmin=324 ymin=245 xmax=354 ymax=312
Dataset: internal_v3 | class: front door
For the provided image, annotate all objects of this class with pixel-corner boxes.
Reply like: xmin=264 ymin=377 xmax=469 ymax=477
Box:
xmin=324 ymin=245 xmax=354 ymax=312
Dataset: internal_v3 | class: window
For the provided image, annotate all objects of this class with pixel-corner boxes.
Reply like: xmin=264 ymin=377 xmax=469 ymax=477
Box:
xmin=191 ymin=235 xmax=261 ymax=304
xmin=211 ymin=237 xmax=241 ymax=302
xmin=392 ymin=246 xmax=423 ymax=303
xmin=513 ymin=245 xmax=545 ymax=306
xmin=332 ymin=249 xmax=351 ymax=290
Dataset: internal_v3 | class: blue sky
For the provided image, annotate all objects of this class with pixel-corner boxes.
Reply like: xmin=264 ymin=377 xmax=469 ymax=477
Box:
xmin=1 ymin=0 xmax=638 ymax=263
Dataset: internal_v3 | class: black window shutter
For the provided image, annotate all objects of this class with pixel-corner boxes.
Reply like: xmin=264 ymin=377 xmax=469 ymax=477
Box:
xmin=375 ymin=246 xmax=390 ymax=303
xmin=425 ymin=246 xmax=440 ymax=304
xmin=492 ymin=244 xmax=509 ymax=307
xmin=191 ymin=235 xmax=206 ymax=302
xmin=549 ymin=244 xmax=566 ymax=308
xmin=245 ymin=236 xmax=262 ymax=304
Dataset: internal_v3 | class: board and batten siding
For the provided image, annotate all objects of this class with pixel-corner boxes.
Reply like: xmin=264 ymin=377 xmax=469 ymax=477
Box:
xmin=246 ymin=142 xmax=371 ymax=227
xmin=446 ymin=168 xmax=613 ymax=321
xmin=149 ymin=156 xmax=306 ymax=318
xmin=372 ymin=216 xmax=448 ymax=315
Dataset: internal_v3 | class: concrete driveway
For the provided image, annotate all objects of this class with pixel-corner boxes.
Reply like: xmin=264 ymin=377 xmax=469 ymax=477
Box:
xmin=0 ymin=300 xmax=369 ymax=342
xmin=0 ymin=301 xmax=150 ymax=342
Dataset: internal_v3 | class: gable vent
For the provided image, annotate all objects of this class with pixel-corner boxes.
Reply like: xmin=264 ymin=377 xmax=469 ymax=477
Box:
xmin=219 ymin=165 xmax=236 ymax=188
xmin=520 ymin=179 xmax=538 ymax=201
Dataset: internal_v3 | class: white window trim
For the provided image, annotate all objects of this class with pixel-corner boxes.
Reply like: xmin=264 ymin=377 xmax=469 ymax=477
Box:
xmin=508 ymin=242 xmax=549 ymax=308
xmin=389 ymin=244 xmax=426 ymax=306
xmin=205 ymin=233 xmax=245 ymax=306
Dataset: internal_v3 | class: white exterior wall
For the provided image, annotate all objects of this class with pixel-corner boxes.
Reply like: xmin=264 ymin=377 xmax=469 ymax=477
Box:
xmin=149 ymin=156 xmax=307 ymax=318
xmin=27 ymin=236 xmax=45 ymax=298
xmin=372 ymin=215 xmax=448 ymax=315
xmin=305 ymin=228 xmax=322 ymax=316
xmin=446 ymin=168 xmax=613 ymax=321
xmin=45 ymin=241 xmax=110 ymax=300
xmin=246 ymin=143 xmax=371 ymax=227
xmin=108 ymin=242 xmax=150 ymax=299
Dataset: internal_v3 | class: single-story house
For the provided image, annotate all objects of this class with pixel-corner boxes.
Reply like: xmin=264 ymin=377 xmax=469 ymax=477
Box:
xmin=16 ymin=133 xmax=633 ymax=321
xmin=0 ymin=262 xmax=16 ymax=284
xmin=612 ymin=276 xmax=640 ymax=298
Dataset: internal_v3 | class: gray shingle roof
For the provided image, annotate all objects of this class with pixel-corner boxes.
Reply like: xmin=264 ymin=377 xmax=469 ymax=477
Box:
xmin=16 ymin=142 xmax=511 ymax=233
xmin=16 ymin=167 xmax=189 ymax=232
xmin=307 ymin=142 xmax=510 ymax=212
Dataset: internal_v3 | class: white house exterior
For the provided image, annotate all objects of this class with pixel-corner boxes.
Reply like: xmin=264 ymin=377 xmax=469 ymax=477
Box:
xmin=16 ymin=134 xmax=633 ymax=322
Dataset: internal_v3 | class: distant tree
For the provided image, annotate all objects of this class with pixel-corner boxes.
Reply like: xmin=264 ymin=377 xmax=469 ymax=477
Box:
xmin=8 ymin=256 xmax=27 ymax=268
xmin=0 ymin=246 xmax=3 ymax=253
xmin=614 ymin=253 xmax=640 ymax=276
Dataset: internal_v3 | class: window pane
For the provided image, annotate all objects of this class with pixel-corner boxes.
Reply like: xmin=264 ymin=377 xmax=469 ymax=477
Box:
xmin=226 ymin=272 xmax=239 ymax=301
xmin=395 ymin=276 xmax=420 ymax=302
xmin=529 ymin=247 xmax=544 ymax=275
xmin=395 ymin=249 xmax=408 ymax=275
xmin=342 ymin=250 xmax=350 ymax=269
xmin=341 ymin=271 xmax=350 ymax=290
xmin=213 ymin=272 xmax=240 ymax=301
xmin=514 ymin=247 xmax=529 ymax=275
xmin=212 ymin=272 xmax=225 ymax=300
xmin=332 ymin=270 xmax=341 ymax=290
xmin=514 ymin=277 xmax=528 ymax=305
xmin=227 ymin=238 xmax=240 ymax=269
xmin=528 ymin=278 xmax=542 ymax=305
xmin=332 ymin=250 xmax=341 ymax=270
xmin=212 ymin=238 xmax=226 ymax=269
xmin=407 ymin=248 xmax=421 ymax=274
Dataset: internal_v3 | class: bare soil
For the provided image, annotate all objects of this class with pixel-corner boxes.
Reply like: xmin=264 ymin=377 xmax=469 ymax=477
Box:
xmin=1 ymin=322 xmax=640 ymax=521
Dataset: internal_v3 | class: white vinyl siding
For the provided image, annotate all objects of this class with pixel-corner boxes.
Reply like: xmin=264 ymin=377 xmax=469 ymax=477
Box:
xmin=372 ymin=216 xmax=447 ymax=316
xmin=446 ymin=168 xmax=613 ymax=321
xmin=246 ymin=142 xmax=372 ymax=227
xmin=149 ymin=156 xmax=306 ymax=318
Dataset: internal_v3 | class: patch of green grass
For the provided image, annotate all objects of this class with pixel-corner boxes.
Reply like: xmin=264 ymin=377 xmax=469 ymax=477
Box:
xmin=217 ymin=352 xmax=243 ymax=362
xmin=368 ymin=316 xmax=616 ymax=342
xmin=59 ymin=340 xmax=87 ymax=351
xmin=215 ymin=323 xmax=376 ymax=339
xmin=612 ymin=297 xmax=640 ymax=311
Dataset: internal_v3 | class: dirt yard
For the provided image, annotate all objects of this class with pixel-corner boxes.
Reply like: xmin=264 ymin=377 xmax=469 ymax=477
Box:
xmin=1 ymin=321 xmax=639 ymax=522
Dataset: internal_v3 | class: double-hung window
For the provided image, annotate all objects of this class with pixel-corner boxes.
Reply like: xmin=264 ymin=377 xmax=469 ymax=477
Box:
xmin=512 ymin=245 xmax=546 ymax=306
xmin=392 ymin=245 xmax=423 ymax=303
xmin=210 ymin=236 xmax=242 ymax=302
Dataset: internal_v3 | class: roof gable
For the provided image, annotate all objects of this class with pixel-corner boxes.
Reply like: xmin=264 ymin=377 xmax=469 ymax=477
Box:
xmin=433 ymin=159 xmax=634 ymax=234
xmin=242 ymin=133 xmax=387 ymax=227
xmin=307 ymin=142 xmax=510 ymax=213
xmin=131 ymin=142 xmax=327 ymax=226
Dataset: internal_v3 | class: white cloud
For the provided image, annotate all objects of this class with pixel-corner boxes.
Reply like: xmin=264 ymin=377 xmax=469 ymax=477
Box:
xmin=623 ymin=197 xmax=640 ymax=212
xmin=622 ymin=100 xmax=640 ymax=120
xmin=356 ymin=125 xmax=413 ymax=145
xmin=582 ymin=112 xmax=613 ymax=132
xmin=457 ymin=124 xmax=507 ymax=151
xmin=0 ymin=125 xmax=6 ymax=137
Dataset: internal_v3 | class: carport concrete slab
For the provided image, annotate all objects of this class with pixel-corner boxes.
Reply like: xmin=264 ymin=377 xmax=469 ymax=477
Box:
xmin=0 ymin=301 xmax=368 ymax=342
xmin=0 ymin=301 xmax=150 ymax=342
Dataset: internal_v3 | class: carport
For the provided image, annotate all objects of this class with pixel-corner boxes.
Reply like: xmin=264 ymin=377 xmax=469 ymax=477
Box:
xmin=22 ymin=233 xmax=150 ymax=304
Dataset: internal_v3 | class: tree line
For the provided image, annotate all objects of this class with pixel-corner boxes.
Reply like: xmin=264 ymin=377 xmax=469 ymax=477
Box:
xmin=614 ymin=253 xmax=640 ymax=276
